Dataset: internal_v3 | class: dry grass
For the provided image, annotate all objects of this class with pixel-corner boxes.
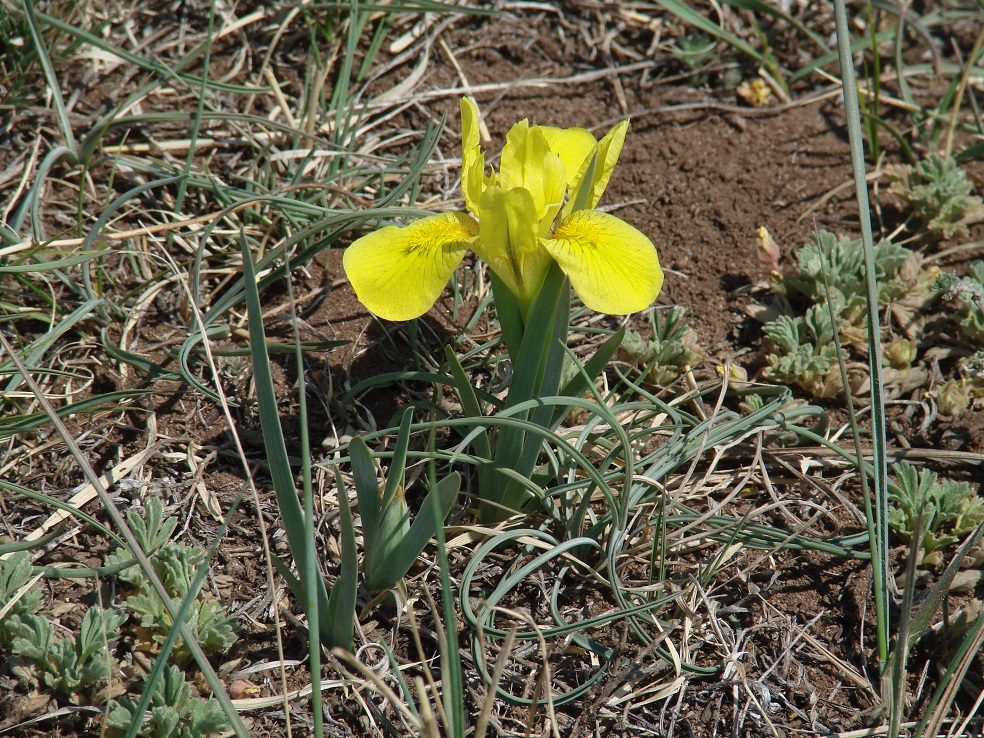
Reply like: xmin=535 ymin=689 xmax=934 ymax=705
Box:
xmin=2 ymin=1 xmax=984 ymax=737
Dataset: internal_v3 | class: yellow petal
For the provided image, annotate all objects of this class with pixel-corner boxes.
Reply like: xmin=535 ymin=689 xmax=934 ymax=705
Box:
xmin=343 ymin=213 xmax=478 ymax=321
xmin=542 ymin=210 xmax=662 ymax=315
xmin=497 ymin=118 xmax=531 ymax=192
xmin=498 ymin=123 xmax=566 ymax=231
xmin=475 ymin=186 xmax=553 ymax=308
xmin=538 ymin=125 xmax=597 ymax=183
xmin=536 ymin=149 xmax=567 ymax=237
xmin=589 ymin=119 xmax=628 ymax=208
xmin=460 ymin=98 xmax=486 ymax=214
xmin=563 ymin=119 xmax=629 ymax=217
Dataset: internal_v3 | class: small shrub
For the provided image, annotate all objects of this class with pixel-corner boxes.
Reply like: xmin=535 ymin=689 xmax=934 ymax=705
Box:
xmin=772 ymin=231 xmax=916 ymax=329
xmin=104 ymin=499 xmax=237 ymax=663
xmin=761 ymin=304 xmax=841 ymax=397
xmin=759 ymin=230 xmax=938 ymax=398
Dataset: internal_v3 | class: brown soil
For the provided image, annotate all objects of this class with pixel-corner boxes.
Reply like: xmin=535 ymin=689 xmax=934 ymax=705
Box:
xmin=3 ymin=4 xmax=984 ymax=738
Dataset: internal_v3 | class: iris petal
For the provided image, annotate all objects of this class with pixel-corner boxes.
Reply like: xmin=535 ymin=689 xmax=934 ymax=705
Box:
xmin=343 ymin=212 xmax=478 ymax=321
xmin=475 ymin=186 xmax=553 ymax=308
xmin=542 ymin=209 xmax=663 ymax=315
xmin=538 ymin=125 xmax=597 ymax=183
xmin=498 ymin=123 xmax=566 ymax=233
xmin=460 ymin=98 xmax=486 ymax=214
xmin=563 ymin=119 xmax=629 ymax=218
xmin=588 ymin=118 xmax=629 ymax=208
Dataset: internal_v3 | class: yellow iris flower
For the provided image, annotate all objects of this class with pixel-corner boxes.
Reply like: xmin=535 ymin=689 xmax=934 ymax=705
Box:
xmin=343 ymin=98 xmax=663 ymax=321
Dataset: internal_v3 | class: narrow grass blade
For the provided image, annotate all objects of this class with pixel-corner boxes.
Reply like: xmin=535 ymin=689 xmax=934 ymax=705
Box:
xmin=20 ymin=0 xmax=76 ymax=157
xmin=906 ymin=522 xmax=984 ymax=653
xmin=35 ymin=11 xmax=265 ymax=95
xmin=444 ymin=345 xmax=495 ymax=514
xmin=833 ymin=0 xmax=891 ymax=667
xmin=0 ymin=389 xmax=155 ymax=437
xmin=1 ymin=296 xmax=102 ymax=395
xmin=557 ymin=327 xmax=624 ymax=407
xmin=9 ymin=145 xmax=73 ymax=234
xmin=811 ymin=226 xmax=891 ymax=681
xmin=652 ymin=0 xmax=764 ymax=66
xmin=444 ymin=348 xmax=494 ymax=456
xmin=172 ymin=0 xmax=216 ymax=216
xmin=430 ymin=481 xmax=465 ymax=738
xmin=0 ymin=251 xmax=108 ymax=273
xmin=239 ymin=231 xmax=345 ymax=648
xmin=0 ymin=525 xmax=65 ymax=555
xmin=790 ymin=28 xmax=896 ymax=85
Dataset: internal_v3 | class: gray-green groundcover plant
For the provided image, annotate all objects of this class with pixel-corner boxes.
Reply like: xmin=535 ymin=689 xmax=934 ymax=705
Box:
xmin=888 ymin=462 xmax=984 ymax=566
xmin=886 ymin=154 xmax=984 ymax=240
xmin=0 ymin=499 xmax=234 ymax=738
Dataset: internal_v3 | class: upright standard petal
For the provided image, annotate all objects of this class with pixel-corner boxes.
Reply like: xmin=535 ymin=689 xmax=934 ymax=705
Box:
xmin=563 ymin=119 xmax=629 ymax=218
xmin=497 ymin=119 xmax=531 ymax=192
xmin=588 ymin=119 xmax=629 ymax=208
xmin=460 ymin=98 xmax=486 ymax=214
xmin=538 ymin=125 xmax=597 ymax=184
xmin=498 ymin=124 xmax=566 ymax=235
xmin=542 ymin=210 xmax=663 ymax=315
xmin=343 ymin=212 xmax=478 ymax=321
xmin=475 ymin=186 xmax=553 ymax=308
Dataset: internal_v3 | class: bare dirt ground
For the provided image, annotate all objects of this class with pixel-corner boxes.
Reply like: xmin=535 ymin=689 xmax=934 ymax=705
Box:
xmin=3 ymin=3 xmax=984 ymax=738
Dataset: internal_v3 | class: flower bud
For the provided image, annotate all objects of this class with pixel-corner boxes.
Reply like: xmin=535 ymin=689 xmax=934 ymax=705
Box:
xmin=883 ymin=337 xmax=917 ymax=369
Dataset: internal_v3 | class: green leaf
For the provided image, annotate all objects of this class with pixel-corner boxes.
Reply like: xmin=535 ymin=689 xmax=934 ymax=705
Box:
xmin=888 ymin=462 xmax=981 ymax=557
xmin=484 ymin=262 xmax=569 ymax=521
xmin=127 ymin=498 xmax=178 ymax=553
xmin=240 ymin=233 xmax=338 ymax=648
xmin=0 ymin=552 xmax=43 ymax=625
xmin=10 ymin=612 xmax=54 ymax=662
xmin=325 ymin=467 xmax=357 ymax=652
xmin=372 ymin=472 xmax=460 ymax=593
xmin=76 ymin=606 xmax=125 ymax=664
xmin=351 ymin=429 xmax=412 ymax=593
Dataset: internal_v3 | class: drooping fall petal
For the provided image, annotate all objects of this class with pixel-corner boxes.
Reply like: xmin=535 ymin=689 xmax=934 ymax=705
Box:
xmin=475 ymin=186 xmax=553 ymax=308
xmin=343 ymin=212 xmax=478 ymax=321
xmin=542 ymin=209 xmax=663 ymax=314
